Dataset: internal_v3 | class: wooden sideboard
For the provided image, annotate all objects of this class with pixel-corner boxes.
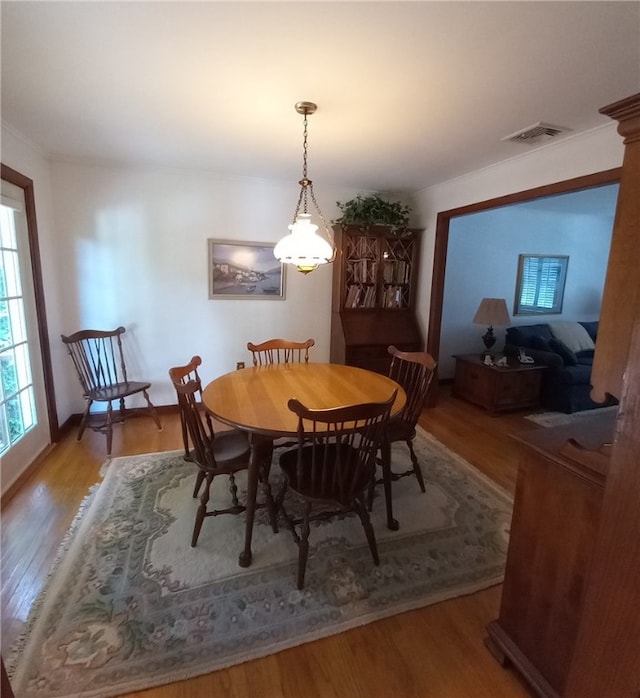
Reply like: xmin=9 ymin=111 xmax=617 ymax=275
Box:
xmin=486 ymin=411 xmax=615 ymax=696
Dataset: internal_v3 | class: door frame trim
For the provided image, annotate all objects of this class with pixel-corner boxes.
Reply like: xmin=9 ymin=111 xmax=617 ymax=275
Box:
xmin=426 ymin=167 xmax=622 ymax=403
xmin=1 ymin=163 xmax=59 ymax=441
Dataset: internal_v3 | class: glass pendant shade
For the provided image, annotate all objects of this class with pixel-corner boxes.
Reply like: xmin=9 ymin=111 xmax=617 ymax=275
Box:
xmin=273 ymin=214 xmax=333 ymax=274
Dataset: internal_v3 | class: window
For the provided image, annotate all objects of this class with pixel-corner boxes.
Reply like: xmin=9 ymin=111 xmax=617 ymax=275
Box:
xmin=0 ymin=202 xmax=37 ymax=455
xmin=514 ymin=254 xmax=568 ymax=315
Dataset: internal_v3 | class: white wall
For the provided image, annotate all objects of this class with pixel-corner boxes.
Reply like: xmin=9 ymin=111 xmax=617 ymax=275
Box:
xmin=438 ymin=185 xmax=618 ymax=378
xmin=3 ymin=123 xmax=365 ymax=430
xmin=46 ymin=160 xmax=363 ymax=414
xmin=412 ymin=124 xmax=625 ymax=345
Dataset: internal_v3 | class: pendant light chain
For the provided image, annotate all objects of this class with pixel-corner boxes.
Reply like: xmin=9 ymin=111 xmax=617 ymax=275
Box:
xmin=295 ymin=111 xmax=310 ymax=219
xmin=292 ymin=107 xmax=331 ymax=236
xmin=301 ymin=111 xmax=309 ymax=184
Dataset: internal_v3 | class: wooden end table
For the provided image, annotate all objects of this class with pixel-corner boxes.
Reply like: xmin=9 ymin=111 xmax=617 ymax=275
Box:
xmin=452 ymin=354 xmax=546 ymax=415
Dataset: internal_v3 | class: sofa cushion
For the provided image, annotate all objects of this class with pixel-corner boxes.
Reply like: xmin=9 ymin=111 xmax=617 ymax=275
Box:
xmin=554 ymin=364 xmax=593 ymax=385
xmin=506 ymin=324 xmax=553 ymax=348
xmin=548 ymin=321 xmax=596 ymax=353
xmin=576 ymin=348 xmax=594 ymax=362
xmin=549 ymin=338 xmax=577 ymax=365
xmin=530 ymin=335 xmax=552 ymax=352
xmin=579 ymin=321 xmax=599 ymax=342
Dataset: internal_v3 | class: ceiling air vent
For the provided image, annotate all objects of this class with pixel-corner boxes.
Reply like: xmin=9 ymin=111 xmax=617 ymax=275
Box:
xmin=501 ymin=122 xmax=572 ymax=145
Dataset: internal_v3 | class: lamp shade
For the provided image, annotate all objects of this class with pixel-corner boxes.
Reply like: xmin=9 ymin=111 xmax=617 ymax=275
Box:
xmin=473 ymin=298 xmax=511 ymax=327
xmin=273 ymin=214 xmax=334 ymax=274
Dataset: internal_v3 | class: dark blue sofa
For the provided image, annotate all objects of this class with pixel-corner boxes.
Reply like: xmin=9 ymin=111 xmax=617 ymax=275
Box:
xmin=503 ymin=321 xmax=616 ymax=413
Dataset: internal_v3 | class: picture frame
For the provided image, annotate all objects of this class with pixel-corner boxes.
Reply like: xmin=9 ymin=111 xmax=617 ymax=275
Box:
xmin=514 ymin=254 xmax=569 ymax=315
xmin=208 ymin=239 xmax=286 ymax=300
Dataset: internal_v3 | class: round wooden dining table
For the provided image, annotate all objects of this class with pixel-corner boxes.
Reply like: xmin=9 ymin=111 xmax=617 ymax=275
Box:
xmin=202 ymin=362 xmax=406 ymax=567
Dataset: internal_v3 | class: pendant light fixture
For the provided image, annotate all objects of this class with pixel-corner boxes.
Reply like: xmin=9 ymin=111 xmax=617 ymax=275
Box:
xmin=274 ymin=101 xmax=335 ymax=274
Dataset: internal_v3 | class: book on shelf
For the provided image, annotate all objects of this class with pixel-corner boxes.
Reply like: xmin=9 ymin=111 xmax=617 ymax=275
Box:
xmin=348 ymin=258 xmax=378 ymax=283
xmin=383 ymin=260 xmax=410 ymax=284
xmin=383 ymin=285 xmax=404 ymax=308
xmin=345 ymin=284 xmax=377 ymax=308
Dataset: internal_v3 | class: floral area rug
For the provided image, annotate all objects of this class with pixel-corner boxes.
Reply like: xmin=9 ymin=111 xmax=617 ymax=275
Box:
xmin=8 ymin=428 xmax=513 ymax=698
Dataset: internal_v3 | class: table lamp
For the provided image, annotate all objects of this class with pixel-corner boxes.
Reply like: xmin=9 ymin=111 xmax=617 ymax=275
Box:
xmin=473 ymin=298 xmax=511 ymax=357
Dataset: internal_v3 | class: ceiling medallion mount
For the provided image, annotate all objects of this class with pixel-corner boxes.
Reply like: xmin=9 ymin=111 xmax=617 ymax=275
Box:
xmin=295 ymin=101 xmax=317 ymax=116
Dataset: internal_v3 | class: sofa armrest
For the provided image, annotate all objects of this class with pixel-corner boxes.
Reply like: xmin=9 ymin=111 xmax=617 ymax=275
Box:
xmin=503 ymin=343 xmax=563 ymax=369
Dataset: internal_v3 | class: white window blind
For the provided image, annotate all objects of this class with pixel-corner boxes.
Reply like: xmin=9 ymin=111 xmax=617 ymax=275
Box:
xmin=515 ymin=255 xmax=568 ymax=315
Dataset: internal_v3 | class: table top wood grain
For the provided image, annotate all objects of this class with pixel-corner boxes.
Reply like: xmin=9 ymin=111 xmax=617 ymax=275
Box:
xmin=202 ymin=362 xmax=406 ymax=437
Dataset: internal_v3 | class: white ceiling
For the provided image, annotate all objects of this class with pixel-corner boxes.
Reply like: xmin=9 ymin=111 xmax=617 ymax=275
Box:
xmin=2 ymin=1 xmax=639 ymax=193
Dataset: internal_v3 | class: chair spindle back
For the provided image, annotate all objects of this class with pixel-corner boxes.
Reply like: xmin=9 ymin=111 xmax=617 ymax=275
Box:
xmin=62 ymin=326 xmax=128 ymax=396
xmin=287 ymin=392 xmax=396 ymax=505
xmin=169 ymin=357 xmax=217 ymax=470
xmin=247 ymin=338 xmax=315 ymax=367
xmin=388 ymin=346 xmax=437 ymax=430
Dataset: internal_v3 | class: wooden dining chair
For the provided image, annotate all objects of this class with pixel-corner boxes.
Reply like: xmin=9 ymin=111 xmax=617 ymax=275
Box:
xmin=369 ymin=346 xmax=437 ymax=523
xmin=247 ymin=338 xmax=315 ymax=366
xmin=277 ymin=391 xmax=396 ymax=589
xmin=169 ymin=356 xmax=278 ymax=547
xmin=61 ymin=326 xmax=162 ymax=456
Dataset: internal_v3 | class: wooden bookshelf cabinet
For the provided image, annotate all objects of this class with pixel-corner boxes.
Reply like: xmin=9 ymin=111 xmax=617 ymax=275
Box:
xmin=330 ymin=224 xmax=423 ymax=374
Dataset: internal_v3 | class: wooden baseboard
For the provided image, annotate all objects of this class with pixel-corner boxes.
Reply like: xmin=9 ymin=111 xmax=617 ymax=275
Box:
xmin=1 ymin=442 xmax=57 ymax=507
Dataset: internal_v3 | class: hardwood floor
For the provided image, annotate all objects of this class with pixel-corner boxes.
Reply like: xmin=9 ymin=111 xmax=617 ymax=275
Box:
xmin=1 ymin=387 xmax=542 ymax=697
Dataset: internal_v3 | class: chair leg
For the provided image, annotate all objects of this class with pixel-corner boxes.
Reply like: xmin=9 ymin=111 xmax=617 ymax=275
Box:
xmin=192 ymin=473 xmax=213 ymax=547
xmin=77 ymin=399 xmax=93 ymax=441
xmin=229 ymin=472 xmax=239 ymax=508
xmin=407 ymin=439 xmax=426 ymax=492
xmin=260 ymin=471 xmax=279 ymax=534
xmin=367 ymin=468 xmax=376 ymax=512
xmin=192 ymin=470 xmax=205 ymax=498
xmin=142 ymin=389 xmax=163 ymax=431
xmin=354 ymin=498 xmax=380 ymax=566
xmin=180 ymin=411 xmax=192 ymax=462
xmin=261 ymin=440 xmax=274 ymax=479
xmin=275 ymin=476 xmax=288 ymax=514
xmin=105 ymin=401 xmax=114 ymax=456
xmin=380 ymin=439 xmax=399 ymax=531
xmin=297 ymin=502 xmax=312 ymax=590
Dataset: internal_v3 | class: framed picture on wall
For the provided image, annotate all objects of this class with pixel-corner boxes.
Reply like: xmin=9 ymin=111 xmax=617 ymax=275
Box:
xmin=208 ymin=240 xmax=286 ymax=300
xmin=514 ymin=254 xmax=569 ymax=315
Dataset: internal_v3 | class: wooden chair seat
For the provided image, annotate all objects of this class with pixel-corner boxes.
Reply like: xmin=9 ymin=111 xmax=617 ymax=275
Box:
xmin=384 ymin=417 xmax=416 ymax=444
xmin=89 ymin=381 xmax=152 ymax=401
xmin=210 ymin=429 xmax=253 ymax=465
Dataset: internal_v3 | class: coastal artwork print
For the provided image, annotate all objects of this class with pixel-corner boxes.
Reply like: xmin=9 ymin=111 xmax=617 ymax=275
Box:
xmin=208 ymin=240 xmax=285 ymax=299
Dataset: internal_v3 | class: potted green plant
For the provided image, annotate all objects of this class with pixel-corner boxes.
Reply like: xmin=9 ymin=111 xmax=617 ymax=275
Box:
xmin=333 ymin=194 xmax=411 ymax=233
